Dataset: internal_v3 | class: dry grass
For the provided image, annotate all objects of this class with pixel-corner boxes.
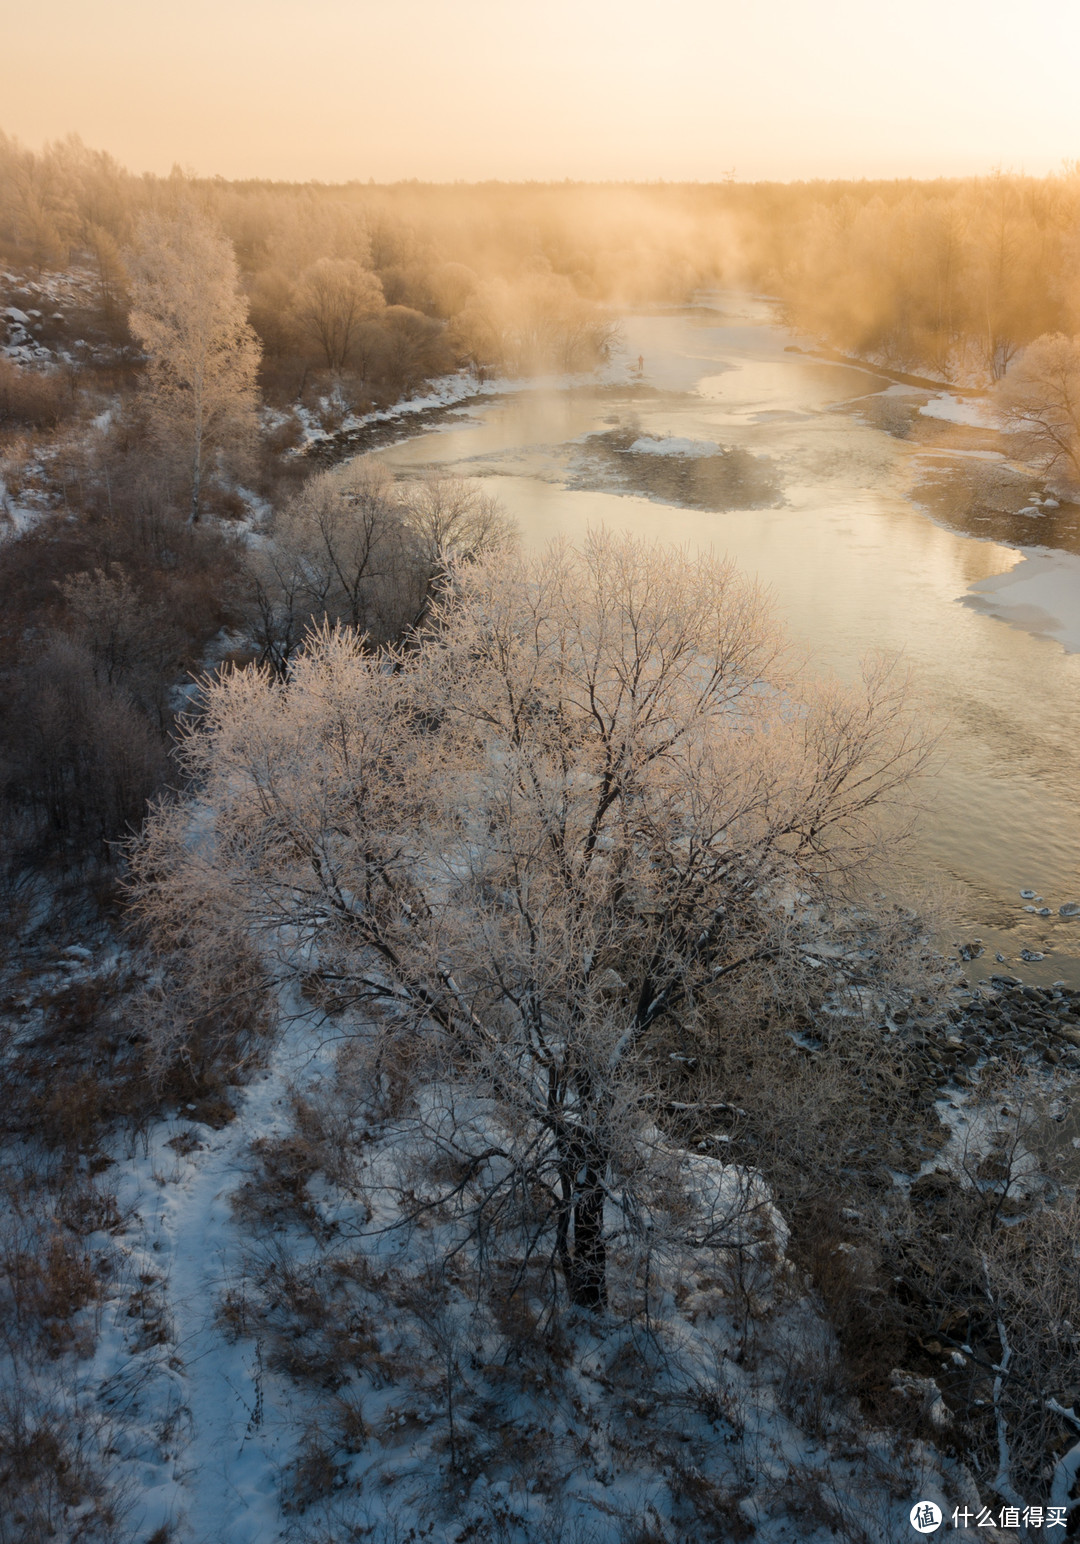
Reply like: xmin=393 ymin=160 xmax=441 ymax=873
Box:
xmin=0 ymin=1390 xmax=128 ymax=1544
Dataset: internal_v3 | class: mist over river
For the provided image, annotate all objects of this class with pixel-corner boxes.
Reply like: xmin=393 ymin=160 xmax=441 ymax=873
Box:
xmin=373 ymin=293 xmax=1080 ymax=987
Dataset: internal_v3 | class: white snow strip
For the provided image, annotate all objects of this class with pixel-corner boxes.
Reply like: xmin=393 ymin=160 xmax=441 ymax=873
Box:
xmin=93 ymin=1010 xmax=336 ymax=1543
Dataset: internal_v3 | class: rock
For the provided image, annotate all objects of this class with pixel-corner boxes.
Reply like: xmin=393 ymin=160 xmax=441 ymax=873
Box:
xmin=1060 ymin=902 xmax=1080 ymax=918
xmin=1020 ymin=889 xmax=1038 ymax=899
xmin=1038 ymin=908 xmax=1052 ymax=917
xmin=1020 ymin=949 xmax=1045 ymax=963
xmin=995 ymin=952 xmax=1007 ymax=963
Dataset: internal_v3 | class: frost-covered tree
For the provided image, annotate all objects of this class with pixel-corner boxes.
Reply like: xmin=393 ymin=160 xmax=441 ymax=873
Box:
xmin=398 ymin=472 xmax=515 ymax=571
xmin=294 ymin=257 xmax=383 ymax=372
xmin=248 ymin=461 xmax=514 ymax=671
xmin=128 ymin=209 xmax=260 ymax=522
xmin=134 ymin=532 xmax=931 ymax=1310
xmin=995 ymin=332 xmax=1080 ymax=486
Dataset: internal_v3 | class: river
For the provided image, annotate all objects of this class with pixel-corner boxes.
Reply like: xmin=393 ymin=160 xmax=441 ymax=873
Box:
xmin=373 ymin=293 xmax=1080 ymax=987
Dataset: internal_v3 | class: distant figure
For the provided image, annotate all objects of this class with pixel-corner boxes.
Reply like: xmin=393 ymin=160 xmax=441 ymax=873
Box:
xmin=637 ymin=354 xmax=644 ymax=375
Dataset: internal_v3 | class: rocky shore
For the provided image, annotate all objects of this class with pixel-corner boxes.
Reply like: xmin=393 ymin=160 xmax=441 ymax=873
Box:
xmin=907 ymin=977 xmax=1080 ymax=1100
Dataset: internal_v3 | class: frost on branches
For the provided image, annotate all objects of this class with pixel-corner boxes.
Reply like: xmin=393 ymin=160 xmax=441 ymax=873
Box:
xmin=133 ymin=530 xmax=933 ymax=1312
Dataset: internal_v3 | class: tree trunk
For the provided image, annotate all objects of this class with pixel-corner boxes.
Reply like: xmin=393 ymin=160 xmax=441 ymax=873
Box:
xmin=190 ymin=443 xmax=202 ymax=525
xmin=190 ymin=393 xmax=204 ymax=524
xmin=568 ymin=1167 xmax=607 ymax=1310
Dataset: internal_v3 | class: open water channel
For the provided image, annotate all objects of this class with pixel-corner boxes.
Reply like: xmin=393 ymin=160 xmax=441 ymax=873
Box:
xmin=372 ymin=293 xmax=1080 ymax=986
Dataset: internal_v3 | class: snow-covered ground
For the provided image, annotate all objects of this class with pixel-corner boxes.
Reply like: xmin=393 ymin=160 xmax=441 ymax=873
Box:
xmin=1 ymin=264 xmax=105 ymax=370
xmin=293 ymin=353 xmax=641 ymax=453
xmin=919 ymin=392 xmax=998 ymax=429
xmin=91 ymin=1009 xmax=332 ymax=1543
xmin=0 ymin=472 xmax=45 ymax=536
xmin=18 ymin=994 xmax=1006 ymax=1544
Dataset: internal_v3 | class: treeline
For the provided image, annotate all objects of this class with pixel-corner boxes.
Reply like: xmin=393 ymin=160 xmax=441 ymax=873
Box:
xmin=0 ymin=133 xmax=621 ymax=412
xmin=768 ymin=173 xmax=1080 ymax=381
xmin=7 ymin=133 xmax=1080 ymax=391
xmin=5 ymin=136 xmax=1080 ymax=897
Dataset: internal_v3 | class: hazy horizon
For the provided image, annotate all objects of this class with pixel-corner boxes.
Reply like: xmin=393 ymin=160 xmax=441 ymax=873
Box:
xmin=3 ymin=0 xmax=1078 ymax=184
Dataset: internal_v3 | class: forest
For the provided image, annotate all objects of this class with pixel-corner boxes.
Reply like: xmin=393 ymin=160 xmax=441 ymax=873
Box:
xmin=6 ymin=138 xmax=1080 ymax=886
xmin=3 ymin=132 xmax=1080 ymax=1543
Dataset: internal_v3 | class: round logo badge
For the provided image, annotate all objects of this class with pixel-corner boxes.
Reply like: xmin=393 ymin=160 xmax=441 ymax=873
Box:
xmin=909 ymin=1501 xmax=943 ymax=1534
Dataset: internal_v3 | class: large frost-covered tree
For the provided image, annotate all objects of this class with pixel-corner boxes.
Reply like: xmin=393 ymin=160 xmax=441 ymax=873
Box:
xmin=129 ymin=209 xmax=260 ymax=522
xmin=134 ymin=532 xmax=931 ymax=1309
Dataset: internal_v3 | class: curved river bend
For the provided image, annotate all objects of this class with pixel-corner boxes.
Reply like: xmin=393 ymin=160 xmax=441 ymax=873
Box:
xmin=374 ymin=294 xmax=1080 ymax=987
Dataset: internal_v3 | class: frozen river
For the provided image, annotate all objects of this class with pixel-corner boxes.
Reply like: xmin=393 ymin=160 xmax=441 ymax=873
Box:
xmin=375 ymin=294 xmax=1080 ymax=986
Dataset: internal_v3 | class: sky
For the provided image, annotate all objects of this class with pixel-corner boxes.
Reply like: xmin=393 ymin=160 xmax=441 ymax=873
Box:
xmin=3 ymin=0 xmax=1080 ymax=183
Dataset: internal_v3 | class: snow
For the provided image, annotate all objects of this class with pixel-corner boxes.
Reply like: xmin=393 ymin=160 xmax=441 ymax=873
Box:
xmin=61 ymin=1032 xmax=986 ymax=1539
xmin=82 ymin=1003 xmax=337 ymax=1542
xmin=0 ymin=975 xmax=987 ymax=1543
xmin=626 ymin=435 xmax=723 ymax=457
xmin=915 ymin=447 xmax=1005 ymax=462
xmin=295 ymin=355 xmax=634 ymax=453
xmin=961 ymin=548 xmax=1080 ymax=654
xmin=920 ymin=392 xmax=997 ymax=428
xmin=294 ymin=371 xmax=507 ymax=450
xmin=0 ymin=473 xmax=45 ymax=537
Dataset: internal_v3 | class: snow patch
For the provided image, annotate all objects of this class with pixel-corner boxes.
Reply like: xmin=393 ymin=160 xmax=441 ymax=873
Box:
xmin=919 ymin=392 xmax=996 ymax=429
xmin=627 ymin=435 xmax=724 ymax=458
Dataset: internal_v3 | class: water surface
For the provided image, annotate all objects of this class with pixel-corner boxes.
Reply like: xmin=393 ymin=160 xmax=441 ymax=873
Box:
xmin=376 ymin=295 xmax=1080 ymax=985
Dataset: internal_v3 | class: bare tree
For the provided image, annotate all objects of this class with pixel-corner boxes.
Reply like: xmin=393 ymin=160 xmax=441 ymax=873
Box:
xmin=60 ymin=564 xmax=182 ymax=726
xmin=453 ymin=273 xmax=618 ymax=375
xmin=248 ymin=458 xmax=417 ymax=671
xmin=294 ymin=258 xmax=383 ymax=373
xmin=128 ymin=209 xmax=260 ymax=523
xmin=133 ymin=531 xmax=932 ymax=1310
xmin=398 ymin=472 xmax=515 ymax=569
xmin=248 ymin=463 xmax=513 ymax=670
xmin=995 ymin=332 xmax=1080 ymax=486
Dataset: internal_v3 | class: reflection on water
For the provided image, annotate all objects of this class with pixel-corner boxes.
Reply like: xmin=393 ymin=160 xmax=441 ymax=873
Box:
xmin=377 ymin=296 xmax=1080 ymax=986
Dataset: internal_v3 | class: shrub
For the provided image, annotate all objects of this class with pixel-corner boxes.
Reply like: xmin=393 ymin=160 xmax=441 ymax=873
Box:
xmin=0 ymin=357 xmax=69 ymax=431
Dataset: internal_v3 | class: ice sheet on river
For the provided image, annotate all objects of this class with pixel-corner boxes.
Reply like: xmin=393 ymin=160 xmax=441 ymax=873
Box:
xmin=961 ymin=548 xmax=1080 ymax=653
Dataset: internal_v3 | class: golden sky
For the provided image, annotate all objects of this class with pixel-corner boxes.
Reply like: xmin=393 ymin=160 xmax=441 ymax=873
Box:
xmin=3 ymin=0 xmax=1079 ymax=182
